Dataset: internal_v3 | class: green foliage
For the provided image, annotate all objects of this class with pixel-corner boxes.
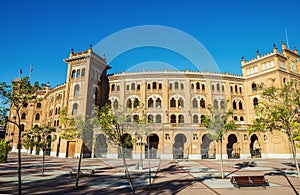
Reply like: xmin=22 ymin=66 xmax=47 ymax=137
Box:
xmin=0 ymin=76 xmax=44 ymax=134
xmin=203 ymin=101 xmax=236 ymax=141
xmin=98 ymin=103 xmax=152 ymax=147
xmin=0 ymin=139 xmax=11 ymax=163
xmin=22 ymin=126 xmax=56 ymax=152
xmin=249 ymin=80 xmax=300 ymax=137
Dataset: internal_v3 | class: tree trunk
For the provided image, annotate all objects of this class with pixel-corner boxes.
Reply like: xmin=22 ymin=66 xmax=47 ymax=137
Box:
xmin=220 ymin=139 xmax=224 ymax=179
xmin=42 ymin=149 xmax=45 ymax=176
xmin=288 ymin=131 xmax=300 ymax=181
xmin=120 ymin=146 xmax=135 ymax=195
xmin=139 ymin=137 xmax=143 ymax=170
xmin=18 ymin=129 xmax=22 ymax=195
xmin=75 ymin=143 xmax=83 ymax=188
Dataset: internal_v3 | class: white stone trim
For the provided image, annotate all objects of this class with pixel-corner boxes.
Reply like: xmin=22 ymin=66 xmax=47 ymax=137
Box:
xmin=160 ymin=154 xmax=173 ymax=159
xmin=106 ymin=154 xmax=118 ymax=159
xmin=189 ymin=154 xmax=202 ymax=159
xmin=58 ymin=153 xmax=66 ymax=158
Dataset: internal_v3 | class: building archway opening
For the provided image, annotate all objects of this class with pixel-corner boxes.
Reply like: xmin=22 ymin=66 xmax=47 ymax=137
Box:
xmin=45 ymin=135 xmax=52 ymax=156
xmin=201 ymin=134 xmax=216 ymax=159
xmin=250 ymin=134 xmax=261 ymax=158
xmin=118 ymin=133 xmax=133 ymax=158
xmin=94 ymin=134 xmax=108 ymax=158
xmin=145 ymin=134 xmax=159 ymax=159
xmin=173 ymin=133 xmax=187 ymax=159
xmin=227 ymin=134 xmax=240 ymax=159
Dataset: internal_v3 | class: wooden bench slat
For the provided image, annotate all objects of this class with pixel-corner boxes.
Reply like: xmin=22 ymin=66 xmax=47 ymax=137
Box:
xmin=231 ymin=175 xmax=268 ymax=188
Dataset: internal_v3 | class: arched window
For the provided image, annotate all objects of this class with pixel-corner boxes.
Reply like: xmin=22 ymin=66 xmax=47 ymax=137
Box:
xmin=170 ymin=98 xmax=176 ymax=107
xmin=213 ymin=99 xmax=218 ymax=109
xmin=152 ymin=82 xmax=157 ymax=89
xmin=113 ymin=99 xmax=118 ymax=110
xmin=71 ymin=70 xmax=76 ymax=78
xmin=230 ymin=86 xmax=233 ymax=92
xmin=156 ymin=98 xmax=162 ymax=108
xmin=94 ymin=88 xmax=98 ymax=101
xmin=178 ymin=98 xmax=184 ymax=108
xmin=233 ymin=100 xmax=237 ymax=109
xmin=148 ymin=114 xmax=154 ymax=123
xmin=239 ymin=86 xmax=242 ymax=93
xmin=158 ymin=83 xmax=162 ymax=89
xmin=193 ymin=115 xmax=198 ymax=123
xmin=156 ymin=115 xmax=162 ymax=123
xmin=74 ymin=85 xmax=80 ymax=96
xmin=191 ymin=83 xmax=194 ymax=89
xmin=212 ymin=84 xmax=215 ymax=91
xmin=192 ymin=98 xmax=198 ymax=108
xmin=76 ymin=69 xmax=80 ymax=78
xmin=217 ymin=83 xmax=220 ymax=91
xmin=221 ymin=99 xmax=225 ymax=109
xmin=175 ymin=82 xmax=179 ymax=89
xmin=253 ymin=98 xmax=258 ymax=109
xmin=23 ymin=102 xmax=28 ymax=107
xmin=239 ymin=101 xmax=243 ymax=110
xmin=148 ymin=98 xmax=154 ymax=108
xmin=133 ymin=115 xmax=139 ymax=122
xmin=37 ymin=103 xmax=41 ymax=108
xmin=235 ymin=85 xmax=238 ymax=92
xmin=252 ymin=83 xmax=257 ymax=91
xmin=49 ymin=109 xmax=53 ymax=116
xmin=178 ymin=114 xmax=184 ymax=123
xmin=117 ymin=85 xmax=120 ymax=91
xmin=57 ymin=120 xmax=60 ymax=126
xmin=133 ymin=98 xmax=139 ymax=108
xmin=170 ymin=114 xmax=176 ymax=123
xmin=81 ymin=68 xmax=85 ymax=77
xmin=200 ymin=115 xmax=205 ymax=123
xmin=202 ymin=83 xmax=205 ymax=90
xmin=233 ymin=116 xmax=238 ymax=121
xmin=196 ymin=82 xmax=200 ymax=89
xmin=131 ymin=83 xmax=135 ymax=90
xmin=126 ymin=115 xmax=132 ymax=122
xmin=169 ymin=83 xmax=173 ymax=90
xmin=54 ymin=120 xmax=57 ymax=127
xmin=222 ymin=85 xmax=225 ymax=92
xmin=240 ymin=116 xmax=244 ymax=121
xmin=126 ymin=99 xmax=132 ymax=108
xmin=148 ymin=83 xmax=151 ymax=89
xmin=21 ymin=113 xmax=26 ymax=119
xmin=137 ymin=84 xmax=141 ymax=90
xmin=180 ymin=83 xmax=184 ymax=89
xmin=111 ymin=84 xmax=115 ymax=91
xmin=126 ymin=85 xmax=130 ymax=90
xmin=72 ymin=103 xmax=78 ymax=115
xmin=20 ymin=124 xmax=25 ymax=131
xmin=200 ymin=98 xmax=205 ymax=108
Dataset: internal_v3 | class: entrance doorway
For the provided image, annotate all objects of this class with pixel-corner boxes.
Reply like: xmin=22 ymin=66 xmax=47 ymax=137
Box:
xmin=173 ymin=133 xmax=187 ymax=159
xmin=201 ymin=134 xmax=215 ymax=159
xmin=145 ymin=134 xmax=159 ymax=159
xmin=45 ymin=135 xmax=52 ymax=156
xmin=94 ymin=134 xmax=108 ymax=158
xmin=250 ymin=134 xmax=261 ymax=158
xmin=118 ymin=133 xmax=133 ymax=158
xmin=227 ymin=134 xmax=240 ymax=159
xmin=67 ymin=141 xmax=76 ymax=158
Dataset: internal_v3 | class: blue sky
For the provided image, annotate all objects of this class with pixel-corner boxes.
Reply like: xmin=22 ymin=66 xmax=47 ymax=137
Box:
xmin=0 ymin=0 xmax=300 ymax=87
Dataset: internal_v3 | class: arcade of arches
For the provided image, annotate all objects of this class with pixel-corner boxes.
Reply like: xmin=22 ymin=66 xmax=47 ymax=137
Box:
xmin=91 ymin=130 xmax=291 ymax=160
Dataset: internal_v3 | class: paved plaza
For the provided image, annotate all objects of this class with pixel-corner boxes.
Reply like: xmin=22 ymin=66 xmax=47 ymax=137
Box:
xmin=0 ymin=153 xmax=300 ymax=194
